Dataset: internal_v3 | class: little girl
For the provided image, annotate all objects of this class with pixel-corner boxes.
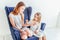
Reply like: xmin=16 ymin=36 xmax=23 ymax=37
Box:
xmin=25 ymin=12 xmax=45 ymax=40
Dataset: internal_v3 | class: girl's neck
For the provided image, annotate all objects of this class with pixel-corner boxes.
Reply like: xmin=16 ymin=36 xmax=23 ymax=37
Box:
xmin=34 ymin=19 xmax=37 ymax=22
xmin=18 ymin=12 xmax=21 ymax=15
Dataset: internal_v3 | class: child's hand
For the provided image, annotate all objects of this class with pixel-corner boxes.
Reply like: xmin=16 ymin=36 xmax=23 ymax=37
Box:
xmin=34 ymin=30 xmax=39 ymax=34
xmin=20 ymin=29 xmax=24 ymax=33
xmin=26 ymin=20 xmax=29 ymax=24
xmin=31 ymin=21 xmax=36 ymax=26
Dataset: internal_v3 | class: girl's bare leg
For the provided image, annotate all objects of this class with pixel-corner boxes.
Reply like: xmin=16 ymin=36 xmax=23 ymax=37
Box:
xmin=39 ymin=37 xmax=42 ymax=40
xmin=25 ymin=29 xmax=32 ymax=37
xmin=42 ymin=36 xmax=46 ymax=40
xmin=21 ymin=31 xmax=27 ymax=40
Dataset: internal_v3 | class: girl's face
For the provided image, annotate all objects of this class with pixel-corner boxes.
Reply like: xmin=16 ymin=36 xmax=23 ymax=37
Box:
xmin=34 ymin=14 xmax=39 ymax=21
xmin=19 ymin=6 xmax=25 ymax=13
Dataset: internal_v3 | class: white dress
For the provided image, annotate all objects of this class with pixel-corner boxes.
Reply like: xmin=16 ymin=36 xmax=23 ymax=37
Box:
xmin=28 ymin=21 xmax=44 ymax=38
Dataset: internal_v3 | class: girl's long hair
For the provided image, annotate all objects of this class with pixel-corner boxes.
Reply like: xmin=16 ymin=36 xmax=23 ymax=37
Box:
xmin=12 ymin=2 xmax=25 ymax=15
xmin=33 ymin=12 xmax=41 ymax=23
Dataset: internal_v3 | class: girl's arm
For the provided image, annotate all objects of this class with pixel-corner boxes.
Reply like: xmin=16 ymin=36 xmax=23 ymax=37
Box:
xmin=20 ymin=13 xmax=27 ymax=27
xmin=20 ymin=13 xmax=30 ymax=27
xmin=34 ymin=23 xmax=41 ymax=34
xmin=25 ymin=20 xmax=34 ymax=26
xmin=37 ymin=23 xmax=41 ymax=31
xmin=21 ymin=13 xmax=34 ymax=27
xmin=9 ymin=14 xmax=21 ymax=31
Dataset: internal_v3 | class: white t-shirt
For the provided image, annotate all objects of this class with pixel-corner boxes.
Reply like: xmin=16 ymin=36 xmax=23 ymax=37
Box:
xmin=9 ymin=13 xmax=22 ymax=29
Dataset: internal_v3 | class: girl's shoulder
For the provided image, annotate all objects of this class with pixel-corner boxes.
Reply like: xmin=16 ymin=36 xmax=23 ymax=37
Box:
xmin=9 ymin=12 xmax=14 ymax=18
xmin=29 ymin=20 xmax=35 ymax=23
xmin=9 ymin=12 xmax=13 ymax=15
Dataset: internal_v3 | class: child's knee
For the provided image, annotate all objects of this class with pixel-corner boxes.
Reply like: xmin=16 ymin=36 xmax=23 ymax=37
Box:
xmin=21 ymin=35 xmax=27 ymax=39
xmin=28 ymin=34 xmax=32 ymax=37
xmin=39 ymin=37 xmax=42 ymax=40
xmin=42 ymin=36 xmax=46 ymax=40
xmin=22 ymin=31 xmax=27 ymax=35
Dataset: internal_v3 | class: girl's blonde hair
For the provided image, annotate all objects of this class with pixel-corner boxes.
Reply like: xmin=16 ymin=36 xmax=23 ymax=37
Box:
xmin=33 ymin=12 xmax=41 ymax=23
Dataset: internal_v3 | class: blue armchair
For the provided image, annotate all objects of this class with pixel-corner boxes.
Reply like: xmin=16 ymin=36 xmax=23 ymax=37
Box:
xmin=5 ymin=6 xmax=46 ymax=40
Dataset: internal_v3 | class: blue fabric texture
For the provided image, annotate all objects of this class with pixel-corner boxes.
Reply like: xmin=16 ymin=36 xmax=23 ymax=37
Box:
xmin=5 ymin=6 xmax=46 ymax=40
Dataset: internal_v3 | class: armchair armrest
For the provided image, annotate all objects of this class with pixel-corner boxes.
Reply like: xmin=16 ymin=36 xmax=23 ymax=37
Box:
xmin=40 ymin=23 xmax=46 ymax=31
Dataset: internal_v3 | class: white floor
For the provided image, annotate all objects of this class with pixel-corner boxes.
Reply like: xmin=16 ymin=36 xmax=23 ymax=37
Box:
xmin=0 ymin=27 xmax=60 ymax=40
xmin=45 ymin=27 xmax=60 ymax=40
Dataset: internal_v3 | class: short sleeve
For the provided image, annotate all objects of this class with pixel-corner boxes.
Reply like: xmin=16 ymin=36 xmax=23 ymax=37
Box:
xmin=9 ymin=13 xmax=14 ymax=19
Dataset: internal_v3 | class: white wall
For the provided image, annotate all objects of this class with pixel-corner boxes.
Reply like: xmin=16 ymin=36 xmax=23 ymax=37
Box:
xmin=0 ymin=0 xmax=60 ymax=40
xmin=56 ymin=12 xmax=60 ymax=28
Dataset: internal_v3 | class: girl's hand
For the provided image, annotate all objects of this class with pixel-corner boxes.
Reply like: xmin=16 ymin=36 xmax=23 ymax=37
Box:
xmin=30 ymin=21 xmax=36 ymax=26
xmin=20 ymin=12 xmax=23 ymax=15
xmin=34 ymin=30 xmax=39 ymax=34
xmin=26 ymin=20 xmax=29 ymax=24
xmin=20 ymin=29 xmax=24 ymax=33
